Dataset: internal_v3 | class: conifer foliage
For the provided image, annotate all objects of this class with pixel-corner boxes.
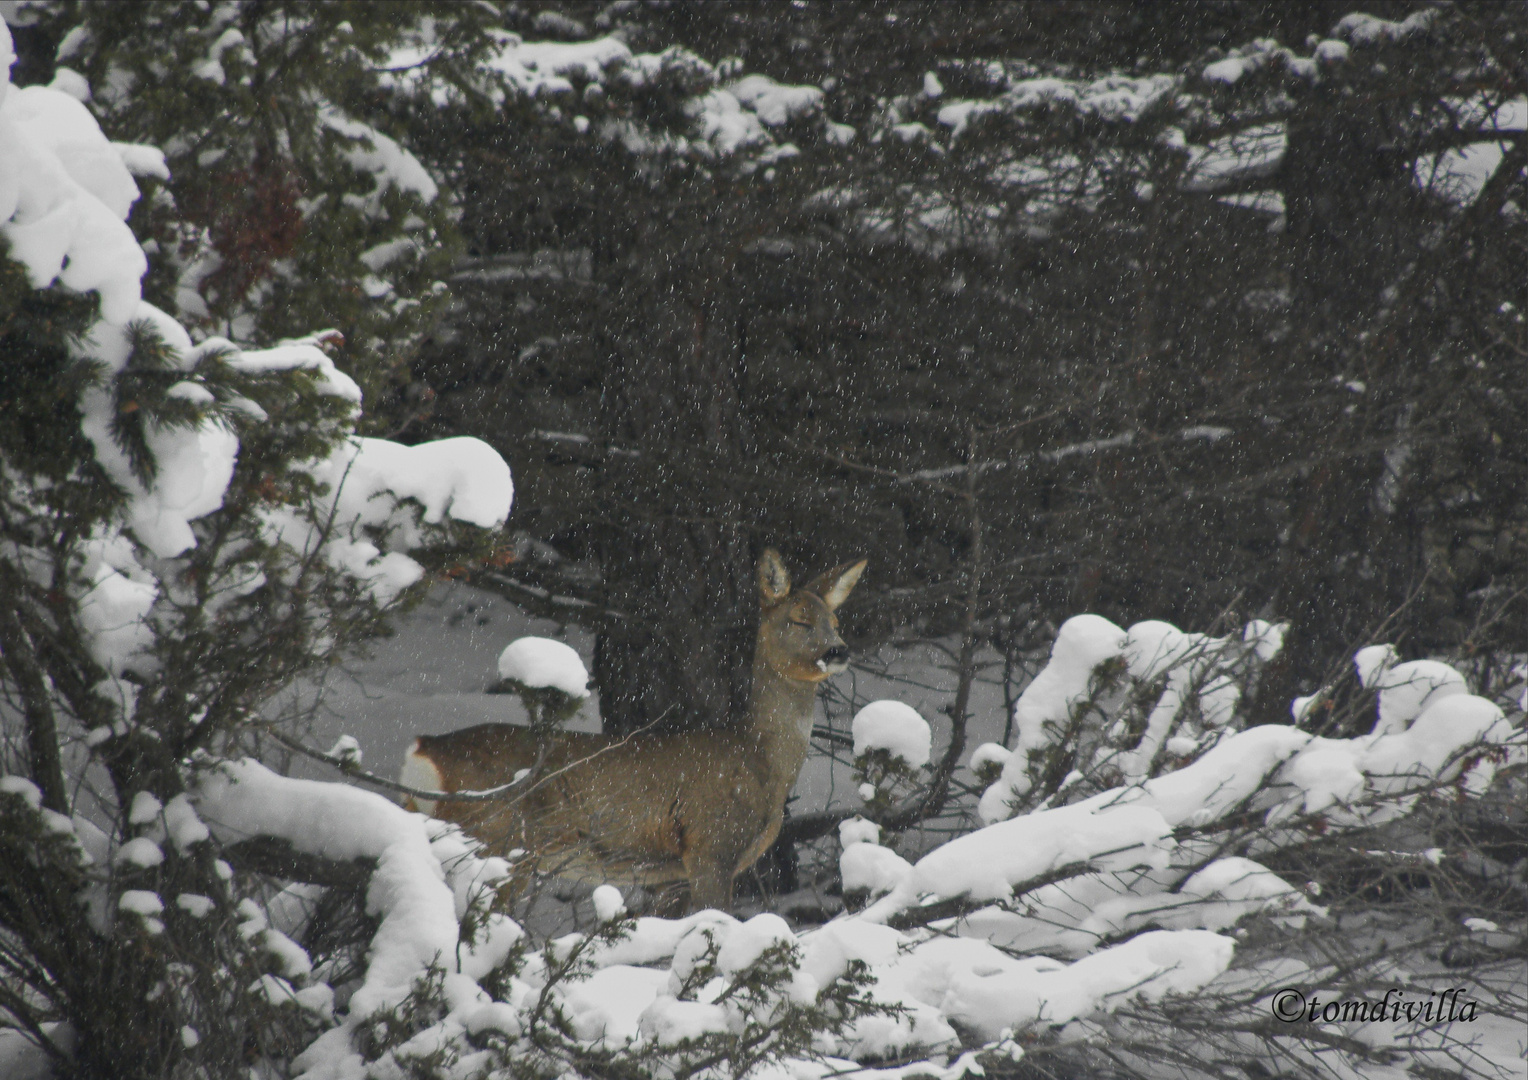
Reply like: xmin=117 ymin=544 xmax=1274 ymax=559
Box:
xmin=0 ymin=15 xmax=515 ymax=1073
xmin=42 ymin=0 xmax=500 ymax=424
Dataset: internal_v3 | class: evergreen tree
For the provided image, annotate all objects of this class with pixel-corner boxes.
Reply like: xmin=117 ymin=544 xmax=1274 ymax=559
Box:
xmin=0 ymin=23 xmax=513 ymax=1069
xmin=33 ymin=0 xmax=503 ymax=429
xmin=398 ymin=2 xmax=1527 ymax=747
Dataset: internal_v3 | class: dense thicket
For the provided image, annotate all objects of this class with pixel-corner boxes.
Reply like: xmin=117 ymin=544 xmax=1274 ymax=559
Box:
xmin=377 ymin=1 xmax=1528 ymax=739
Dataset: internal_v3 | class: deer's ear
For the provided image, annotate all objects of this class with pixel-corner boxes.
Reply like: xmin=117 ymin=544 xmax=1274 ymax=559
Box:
xmin=758 ymin=549 xmax=792 ymax=605
xmin=805 ymin=559 xmax=866 ymax=612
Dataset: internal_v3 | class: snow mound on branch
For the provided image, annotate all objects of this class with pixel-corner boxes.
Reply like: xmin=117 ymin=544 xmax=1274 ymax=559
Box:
xmin=1200 ymin=12 xmax=1441 ymax=90
xmin=1115 ymin=619 xmax=1268 ymax=782
xmin=1334 ymin=10 xmax=1441 ymax=47
xmin=841 ymin=840 xmax=914 ymax=900
xmin=475 ymin=34 xmax=831 ymax=162
xmin=195 ymin=760 xmax=524 ymax=1076
xmin=226 ymin=336 xmax=362 ymax=401
xmin=916 ymin=625 xmax=1517 ymax=938
xmin=195 ymin=758 xmax=459 ymax=1017
xmin=803 ymin=920 xmax=1234 ymax=1053
xmin=960 ymin=855 xmax=1323 ymax=958
xmin=852 ymin=701 xmax=931 ymax=767
xmin=483 ymin=34 xmax=634 ymax=97
xmin=838 ymin=817 xmax=880 ymax=848
xmin=989 ymin=613 xmax=1127 ymax=812
xmin=76 ymin=534 xmax=158 ymax=674
xmin=497 ymin=636 xmax=589 ymax=696
xmin=77 ymin=380 xmax=239 ymax=561
xmin=838 ymin=816 xmax=913 ymax=899
xmin=729 ymin=74 xmax=823 ymax=127
xmin=0 ymin=24 xmax=145 ymax=324
xmin=983 ymin=613 xmax=1291 ymax=821
xmin=113 ymin=141 xmax=169 ymax=179
xmin=939 ymin=928 xmax=1234 ymax=1039
xmin=562 ymin=966 xmax=668 ymax=1043
xmin=1370 ymin=659 xmax=1467 ymax=736
xmin=322 ymin=436 xmax=514 ymax=531
xmin=591 ymin=884 xmax=625 ymax=923
xmin=864 ymin=799 xmax=1177 ymax=919
xmin=7 ymin=84 xmax=140 ymax=218
xmin=688 ymin=88 xmax=770 ymax=155
xmin=968 ymin=742 xmax=1012 ymax=773
xmin=938 ymin=73 xmax=1178 ymax=138
xmin=265 ymin=435 xmax=514 ymax=603
xmin=318 ymin=106 xmax=438 ymax=204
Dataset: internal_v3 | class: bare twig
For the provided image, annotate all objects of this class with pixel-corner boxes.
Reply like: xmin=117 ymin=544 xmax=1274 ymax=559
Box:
xmin=885 ymin=428 xmax=986 ymax=831
xmin=884 ymin=859 xmax=1094 ymax=931
xmin=255 ymin=709 xmax=671 ymax=805
xmin=0 ymin=578 xmax=68 ymax=813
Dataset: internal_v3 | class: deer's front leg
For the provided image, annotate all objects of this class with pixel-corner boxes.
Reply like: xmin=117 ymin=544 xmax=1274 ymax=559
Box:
xmin=682 ymin=845 xmax=739 ymax=913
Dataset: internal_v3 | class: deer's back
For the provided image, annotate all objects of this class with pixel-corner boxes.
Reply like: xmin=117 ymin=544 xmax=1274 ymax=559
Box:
xmin=408 ymin=722 xmax=781 ymax=886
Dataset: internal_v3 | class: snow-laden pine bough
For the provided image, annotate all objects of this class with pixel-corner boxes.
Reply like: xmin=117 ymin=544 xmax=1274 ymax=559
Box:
xmin=142 ymin=619 xmax=1517 ymax=1080
xmin=0 ymin=32 xmax=508 ymax=1075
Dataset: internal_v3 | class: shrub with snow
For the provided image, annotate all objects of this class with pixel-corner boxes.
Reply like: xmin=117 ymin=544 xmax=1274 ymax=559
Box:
xmin=851 ymin=700 xmax=932 ymax=815
xmin=491 ymin=636 xmax=590 ymax=729
xmin=0 ymin=23 xmax=514 ymax=1076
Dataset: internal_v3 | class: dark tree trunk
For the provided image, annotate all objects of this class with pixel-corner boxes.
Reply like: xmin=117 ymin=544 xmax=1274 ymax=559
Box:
xmin=1283 ymin=88 xmax=1422 ymax=323
xmin=592 ymin=275 xmax=763 ymax=736
xmin=594 ymin=524 xmax=757 ymax=735
xmin=1248 ymin=88 xmax=1430 ymax=720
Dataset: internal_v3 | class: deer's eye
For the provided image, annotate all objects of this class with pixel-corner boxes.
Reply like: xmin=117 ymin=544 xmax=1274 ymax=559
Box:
xmin=789 ymin=613 xmax=813 ymax=628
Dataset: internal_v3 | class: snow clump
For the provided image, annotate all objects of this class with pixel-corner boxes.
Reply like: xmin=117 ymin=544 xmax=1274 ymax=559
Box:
xmin=852 ymin=700 xmax=931 ymax=767
xmin=497 ymin=636 xmax=589 ymax=697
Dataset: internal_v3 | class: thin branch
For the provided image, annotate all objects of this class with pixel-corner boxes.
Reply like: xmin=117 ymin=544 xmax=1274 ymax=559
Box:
xmin=0 ymin=584 xmax=68 ymax=813
xmin=222 ymin=835 xmax=376 ymax=889
xmin=884 ymin=860 xmax=1094 ymax=932
xmin=469 ymin=570 xmax=630 ymax=633
xmin=885 ymin=429 xmax=985 ymax=831
xmin=256 ymin=722 xmax=549 ymax=803
xmin=255 ymin=708 xmax=672 ymax=805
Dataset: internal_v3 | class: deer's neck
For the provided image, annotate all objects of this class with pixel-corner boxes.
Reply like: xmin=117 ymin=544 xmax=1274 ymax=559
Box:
xmin=744 ymin=654 xmax=816 ymax=788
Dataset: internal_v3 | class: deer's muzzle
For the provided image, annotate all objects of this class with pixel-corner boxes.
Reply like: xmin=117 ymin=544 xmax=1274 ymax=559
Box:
xmin=817 ymin=644 xmax=850 ymax=674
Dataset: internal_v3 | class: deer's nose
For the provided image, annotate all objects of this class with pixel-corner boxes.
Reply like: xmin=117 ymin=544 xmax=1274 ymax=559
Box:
xmin=821 ymin=645 xmax=849 ymax=666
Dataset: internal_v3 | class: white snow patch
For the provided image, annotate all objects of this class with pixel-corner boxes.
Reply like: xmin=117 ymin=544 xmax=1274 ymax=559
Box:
xmin=176 ymin=893 xmax=215 ymax=918
xmin=983 ymin=614 xmax=1127 ymax=818
xmin=0 ymin=42 xmax=146 ymax=323
xmin=592 ymin=884 xmax=626 ymax=923
xmin=115 ymin=837 xmax=165 ymax=868
xmin=0 ymin=776 xmax=42 ymax=809
xmin=194 ymin=758 xmax=460 ymax=1020
xmin=852 ymin=700 xmax=931 ymax=767
xmin=728 ymin=74 xmax=823 ymax=126
xmin=842 ymin=842 xmax=913 ymax=899
xmin=318 ymin=107 xmax=438 ymax=203
xmin=497 ymin=636 xmax=589 ymax=696
xmin=127 ymin=791 xmax=162 ymax=825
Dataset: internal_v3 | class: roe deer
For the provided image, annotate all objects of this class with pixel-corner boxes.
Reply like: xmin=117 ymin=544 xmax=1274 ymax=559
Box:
xmin=401 ymin=550 xmax=865 ymax=912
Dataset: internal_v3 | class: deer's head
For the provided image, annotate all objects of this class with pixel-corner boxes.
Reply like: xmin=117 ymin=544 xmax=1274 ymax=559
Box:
xmin=755 ymin=549 xmax=866 ymax=683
